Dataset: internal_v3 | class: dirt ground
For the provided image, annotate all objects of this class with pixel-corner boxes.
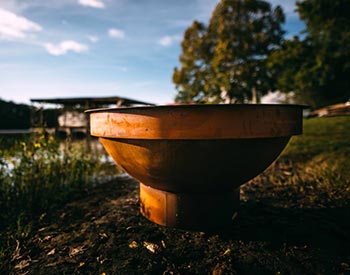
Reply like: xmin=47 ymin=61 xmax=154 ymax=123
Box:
xmin=10 ymin=172 xmax=350 ymax=275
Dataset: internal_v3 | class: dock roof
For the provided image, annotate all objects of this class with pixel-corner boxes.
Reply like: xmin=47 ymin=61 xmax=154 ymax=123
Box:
xmin=30 ymin=96 xmax=155 ymax=107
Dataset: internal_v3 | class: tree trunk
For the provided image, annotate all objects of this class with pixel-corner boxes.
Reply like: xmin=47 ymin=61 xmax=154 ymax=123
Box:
xmin=252 ymin=87 xmax=260 ymax=104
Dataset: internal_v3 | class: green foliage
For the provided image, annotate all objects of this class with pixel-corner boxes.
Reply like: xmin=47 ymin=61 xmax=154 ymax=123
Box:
xmin=0 ymin=99 xmax=31 ymax=129
xmin=0 ymin=133 xmax=105 ymax=230
xmin=173 ymin=21 xmax=210 ymax=103
xmin=0 ymin=133 xmax=118 ymax=273
xmin=267 ymin=37 xmax=319 ymax=105
xmin=268 ymin=0 xmax=350 ymax=107
xmin=297 ymin=0 xmax=350 ymax=39
xmin=173 ymin=0 xmax=285 ymax=103
xmin=0 ymin=98 xmax=60 ymax=129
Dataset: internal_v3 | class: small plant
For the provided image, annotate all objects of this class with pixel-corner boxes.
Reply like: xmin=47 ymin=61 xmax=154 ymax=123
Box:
xmin=0 ymin=132 xmax=109 ymax=230
xmin=0 ymin=132 xmax=119 ymax=273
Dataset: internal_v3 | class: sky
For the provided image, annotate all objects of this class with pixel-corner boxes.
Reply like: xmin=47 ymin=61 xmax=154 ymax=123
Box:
xmin=0 ymin=0 xmax=305 ymax=105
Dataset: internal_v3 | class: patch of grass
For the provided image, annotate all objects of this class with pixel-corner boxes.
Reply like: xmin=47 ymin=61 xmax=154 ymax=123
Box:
xmin=0 ymin=133 xmax=103 ymax=227
xmin=0 ymin=132 xmax=117 ymax=273
xmin=283 ymin=116 xmax=350 ymax=160
xmin=245 ymin=116 xmax=350 ymax=209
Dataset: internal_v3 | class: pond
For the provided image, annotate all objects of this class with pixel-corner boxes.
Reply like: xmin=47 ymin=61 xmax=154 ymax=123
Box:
xmin=0 ymin=133 xmax=119 ymax=179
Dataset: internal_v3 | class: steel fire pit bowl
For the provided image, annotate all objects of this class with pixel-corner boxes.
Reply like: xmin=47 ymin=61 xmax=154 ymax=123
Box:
xmin=87 ymin=104 xmax=303 ymax=230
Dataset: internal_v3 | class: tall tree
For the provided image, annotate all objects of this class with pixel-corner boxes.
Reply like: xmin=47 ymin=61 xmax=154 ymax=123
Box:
xmin=173 ymin=21 xmax=209 ymax=103
xmin=173 ymin=0 xmax=285 ymax=103
xmin=268 ymin=0 xmax=350 ymax=107
xmin=267 ymin=37 xmax=321 ymax=106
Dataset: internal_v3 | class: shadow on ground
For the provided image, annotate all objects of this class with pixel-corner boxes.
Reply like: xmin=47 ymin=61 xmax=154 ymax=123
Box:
xmin=10 ymin=176 xmax=350 ymax=275
xmin=219 ymin=203 xmax=350 ymax=253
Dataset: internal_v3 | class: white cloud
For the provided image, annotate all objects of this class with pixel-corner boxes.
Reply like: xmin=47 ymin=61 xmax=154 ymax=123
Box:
xmin=0 ymin=8 xmax=42 ymax=40
xmin=158 ymin=35 xmax=181 ymax=47
xmin=108 ymin=28 xmax=125 ymax=39
xmin=87 ymin=35 xmax=99 ymax=43
xmin=44 ymin=40 xmax=88 ymax=56
xmin=78 ymin=0 xmax=105 ymax=9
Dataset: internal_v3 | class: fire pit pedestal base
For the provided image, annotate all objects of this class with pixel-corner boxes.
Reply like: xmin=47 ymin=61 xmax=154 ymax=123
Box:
xmin=140 ymin=183 xmax=240 ymax=230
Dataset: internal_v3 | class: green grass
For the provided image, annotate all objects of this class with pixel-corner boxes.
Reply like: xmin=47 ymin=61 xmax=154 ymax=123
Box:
xmin=285 ymin=116 xmax=350 ymax=198
xmin=253 ymin=116 xmax=350 ymax=209
xmin=283 ymin=116 xmax=350 ymax=160
xmin=0 ymin=134 xmax=104 ymax=227
xmin=0 ymin=132 xmax=118 ymax=273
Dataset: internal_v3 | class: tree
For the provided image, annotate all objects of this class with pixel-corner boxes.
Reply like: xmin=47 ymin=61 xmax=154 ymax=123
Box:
xmin=173 ymin=21 xmax=210 ymax=103
xmin=173 ymin=0 xmax=285 ymax=104
xmin=0 ymin=99 xmax=31 ymax=129
xmin=267 ymin=37 xmax=321 ymax=106
xmin=268 ymin=0 xmax=350 ymax=107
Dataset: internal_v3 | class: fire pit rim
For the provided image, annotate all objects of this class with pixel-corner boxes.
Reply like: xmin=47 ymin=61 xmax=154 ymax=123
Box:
xmin=87 ymin=103 xmax=305 ymax=140
xmin=85 ymin=103 xmax=308 ymax=113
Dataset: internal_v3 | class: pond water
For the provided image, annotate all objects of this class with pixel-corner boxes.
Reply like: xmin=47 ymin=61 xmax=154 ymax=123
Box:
xmin=0 ymin=134 xmax=116 ymax=174
xmin=60 ymin=137 xmax=113 ymax=163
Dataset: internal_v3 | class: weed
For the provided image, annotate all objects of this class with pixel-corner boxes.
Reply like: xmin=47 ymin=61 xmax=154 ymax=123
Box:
xmin=0 ymin=132 xmax=116 ymax=229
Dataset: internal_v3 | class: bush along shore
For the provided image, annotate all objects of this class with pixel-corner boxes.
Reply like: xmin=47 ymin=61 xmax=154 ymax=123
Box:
xmin=0 ymin=132 xmax=119 ymax=273
xmin=1 ymin=116 xmax=350 ymax=274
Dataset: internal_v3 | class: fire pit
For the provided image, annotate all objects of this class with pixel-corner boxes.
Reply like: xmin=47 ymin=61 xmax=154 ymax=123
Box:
xmin=87 ymin=104 xmax=303 ymax=230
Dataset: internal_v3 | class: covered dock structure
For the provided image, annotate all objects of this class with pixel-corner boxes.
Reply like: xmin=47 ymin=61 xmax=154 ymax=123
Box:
xmin=30 ymin=96 xmax=154 ymax=138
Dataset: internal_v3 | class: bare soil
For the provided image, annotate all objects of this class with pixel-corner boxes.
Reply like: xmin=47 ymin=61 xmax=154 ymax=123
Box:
xmin=10 ymin=173 xmax=350 ymax=275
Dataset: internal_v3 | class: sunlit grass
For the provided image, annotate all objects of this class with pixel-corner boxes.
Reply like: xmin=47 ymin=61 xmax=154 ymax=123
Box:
xmin=245 ymin=116 xmax=350 ymax=209
xmin=283 ymin=116 xmax=350 ymax=160
xmin=283 ymin=117 xmax=350 ymax=207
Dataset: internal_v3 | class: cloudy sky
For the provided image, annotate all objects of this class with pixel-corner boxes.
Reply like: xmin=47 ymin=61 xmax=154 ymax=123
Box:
xmin=0 ymin=0 xmax=304 ymax=105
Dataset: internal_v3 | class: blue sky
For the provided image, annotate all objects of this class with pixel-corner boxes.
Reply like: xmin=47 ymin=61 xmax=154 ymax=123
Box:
xmin=0 ymin=0 xmax=304 ymax=105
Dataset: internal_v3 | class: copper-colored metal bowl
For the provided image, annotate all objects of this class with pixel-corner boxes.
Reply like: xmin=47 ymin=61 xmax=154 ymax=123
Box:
xmin=87 ymin=104 xmax=303 ymax=229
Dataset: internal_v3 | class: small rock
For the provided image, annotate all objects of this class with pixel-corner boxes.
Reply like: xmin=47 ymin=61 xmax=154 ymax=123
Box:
xmin=143 ymin=241 xmax=160 ymax=253
xmin=47 ymin=248 xmax=55 ymax=256
xmin=129 ymin=241 xmax=139 ymax=249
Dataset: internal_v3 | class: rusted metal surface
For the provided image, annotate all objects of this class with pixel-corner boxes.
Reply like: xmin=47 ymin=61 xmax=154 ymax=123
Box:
xmin=99 ymin=137 xmax=290 ymax=192
xmin=89 ymin=104 xmax=303 ymax=139
xmin=140 ymin=183 xmax=240 ymax=229
xmin=88 ymin=104 xmax=304 ymax=229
